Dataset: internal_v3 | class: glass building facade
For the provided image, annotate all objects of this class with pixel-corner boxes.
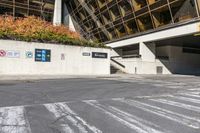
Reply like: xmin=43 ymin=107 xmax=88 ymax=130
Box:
xmin=0 ymin=0 xmax=199 ymax=43
xmin=0 ymin=0 xmax=55 ymax=22
xmin=65 ymin=0 xmax=200 ymax=43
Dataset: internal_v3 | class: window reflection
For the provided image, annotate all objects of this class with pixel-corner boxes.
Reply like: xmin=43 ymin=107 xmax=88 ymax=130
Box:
xmin=66 ymin=0 xmax=199 ymax=43
xmin=0 ymin=0 xmax=55 ymax=22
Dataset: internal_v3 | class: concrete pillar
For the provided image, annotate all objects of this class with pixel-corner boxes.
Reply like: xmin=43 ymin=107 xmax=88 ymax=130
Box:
xmin=195 ymin=0 xmax=200 ymax=16
xmin=63 ymin=3 xmax=76 ymax=31
xmin=139 ymin=42 xmax=156 ymax=62
xmin=53 ymin=0 xmax=62 ymax=26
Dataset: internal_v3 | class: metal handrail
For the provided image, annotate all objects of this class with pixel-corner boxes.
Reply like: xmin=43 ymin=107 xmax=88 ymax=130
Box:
xmin=110 ymin=58 xmax=125 ymax=68
xmin=111 ymin=54 xmax=141 ymax=59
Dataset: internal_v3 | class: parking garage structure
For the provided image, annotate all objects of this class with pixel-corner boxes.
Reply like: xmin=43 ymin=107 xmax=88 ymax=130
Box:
xmin=65 ymin=0 xmax=199 ymax=43
xmin=1 ymin=0 xmax=200 ymax=75
xmin=63 ymin=0 xmax=200 ymax=75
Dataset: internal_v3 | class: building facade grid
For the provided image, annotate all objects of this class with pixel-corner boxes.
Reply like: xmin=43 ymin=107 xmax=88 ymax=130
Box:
xmin=0 ymin=0 xmax=55 ymax=22
xmin=65 ymin=0 xmax=200 ymax=43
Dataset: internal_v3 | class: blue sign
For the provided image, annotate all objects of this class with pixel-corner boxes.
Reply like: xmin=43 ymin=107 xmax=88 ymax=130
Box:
xmin=35 ymin=49 xmax=51 ymax=62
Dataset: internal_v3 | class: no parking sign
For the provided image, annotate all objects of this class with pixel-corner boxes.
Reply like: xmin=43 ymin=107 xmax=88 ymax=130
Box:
xmin=0 ymin=50 xmax=6 ymax=57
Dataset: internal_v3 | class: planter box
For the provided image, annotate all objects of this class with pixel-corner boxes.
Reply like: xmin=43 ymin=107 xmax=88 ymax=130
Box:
xmin=0 ymin=40 xmax=110 ymax=75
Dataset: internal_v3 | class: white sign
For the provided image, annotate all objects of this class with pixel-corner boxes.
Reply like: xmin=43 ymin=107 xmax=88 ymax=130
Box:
xmin=26 ymin=51 xmax=33 ymax=58
xmin=82 ymin=52 xmax=90 ymax=56
xmin=61 ymin=53 xmax=65 ymax=60
xmin=6 ymin=51 xmax=20 ymax=58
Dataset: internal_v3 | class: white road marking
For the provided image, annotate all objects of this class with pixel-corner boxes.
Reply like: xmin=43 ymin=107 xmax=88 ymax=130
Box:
xmin=189 ymin=92 xmax=200 ymax=95
xmin=169 ymin=95 xmax=200 ymax=104
xmin=0 ymin=106 xmax=31 ymax=133
xmin=152 ymin=82 xmax=187 ymax=89
xmin=45 ymin=103 xmax=102 ymax=133
xmin=109 ymin=106 xmax=168 ymax=133
xmin=0 ymin=90 xmax=200 ymax=133
xmin=116 ymin=98 xmax=200 ymax=129
xmin=43 ymin=103 xmax=75 ymax=133
xmin=151 ymin=98 xmax=200 ymax=113
xmin=187 ymin=88 xmax=200 ymax=91
xmin=58 ymin=103 xmax=102 ymax=133
xmin=165 ymin=86 xmax=182 ymax=89
xmin=180 ymin=93 xmax=200 ymax=99
xmin=60 ymin=124 xmax=74 ymax=133
xmin=85 ymin=100 xmax=165 ymax=133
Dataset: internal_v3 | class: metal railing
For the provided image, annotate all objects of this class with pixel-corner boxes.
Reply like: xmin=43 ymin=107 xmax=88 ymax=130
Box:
xmin=111 ymin=54 xmax=141 ymax=59
xmin=110 ymin=58 xmax=125 ymax=68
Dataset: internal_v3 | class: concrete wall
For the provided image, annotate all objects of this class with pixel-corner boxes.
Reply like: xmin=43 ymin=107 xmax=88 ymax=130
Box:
xmin=110 ymin=44 xmax=172 ymax=75
xmin=111 ymin=44 xmax=200 ymax=75
xmin=0 ymin=40 xmax=110 ymax=75
xmin=155 ymin=45 xmax=200 ymax=74
xmin=110 ymin=57 xmax=171 ymax=74
xmin=139 ymin=42 xmax=155 ymax=62
xmin=169 ymin=46 xmax=200 ymax=74
xmin=111 ymin=43 xmax=163 ymax=74
xmin=108 ymin=21 xmax=200 ymax=75
xmin=156 ymin=46 xmax=170 ymax=57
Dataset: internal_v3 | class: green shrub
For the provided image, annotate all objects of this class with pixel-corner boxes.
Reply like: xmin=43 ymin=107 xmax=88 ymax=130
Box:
xmin=0 ymin=16 xmax=106 ymax=48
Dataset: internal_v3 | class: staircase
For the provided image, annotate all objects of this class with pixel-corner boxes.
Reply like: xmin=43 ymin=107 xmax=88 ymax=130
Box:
xmin=110 ymin=58 xmax=126 ymax=74
xmin=110 ymin=64 xmax=124 ymax=74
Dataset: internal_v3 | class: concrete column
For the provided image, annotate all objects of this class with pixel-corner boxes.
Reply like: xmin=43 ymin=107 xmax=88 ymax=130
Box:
xmin=63 ymin=3 xmax=76 ymax=31
xmin=139 ymin=42 xmax=156 ymax=62
xmin=53 ymin=0 xmax=62 ymax=26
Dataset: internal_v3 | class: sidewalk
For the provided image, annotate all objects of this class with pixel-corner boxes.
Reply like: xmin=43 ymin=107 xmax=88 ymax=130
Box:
xmin=0 ymin=74 xmax=116 ymax=81
xmin=0 ymin=74 xmax=197 ymax=81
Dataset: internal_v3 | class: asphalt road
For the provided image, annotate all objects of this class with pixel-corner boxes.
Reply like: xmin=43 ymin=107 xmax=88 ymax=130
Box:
xmin=0 ymin=75 xmax=200 ymax=133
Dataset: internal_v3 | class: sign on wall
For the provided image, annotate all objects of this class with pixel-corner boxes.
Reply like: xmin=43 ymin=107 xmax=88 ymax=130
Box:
xmin=61 ymin=53 xmax=65 ymax=60
xmin=0 ymin=50 xmax=6 ymax=57
xmin=26 ymin=51 xmax=33 ymax=58
xmin=82 ymin=52 xmax=90 ymax=56
xmin=35 ymin=49 xmax=51 ymax=62
xmin=6 ymin=51 xmax=20 ymax=58
xmin=92 ymin=52 xmax=108 ymax=59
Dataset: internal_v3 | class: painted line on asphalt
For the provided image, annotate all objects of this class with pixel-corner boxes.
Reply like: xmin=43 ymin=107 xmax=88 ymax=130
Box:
xmin=43 ymin=103 xmax=74 ymax=133
xmin=150 ymin=98 xmax=200 ymax=113
xmin=187 ymin=88 xmax=200 ymax=91
xmin=108 ymin=106 xmax=168 ymax=133
xmin=190 ymin=91 xmax=200 ymax=95
xmin=116 ymin=98 xmax=200 ymax=129
xmin=60 ymin=124 xmax=74 ymax=133
xmin=58 ymin=103 xmax=102 ymax=133
xmin=45 ymin=103 xmax=102 ymax=133
xmin=85 ymin=100 xmax=164 ymax=133
xmin=169 ymin=95 xmax=200 ymax=104
xmin=0 ymin=106 xmax=31 ymax=133
xmin=180 ymin=93 xmax=200 ymax=99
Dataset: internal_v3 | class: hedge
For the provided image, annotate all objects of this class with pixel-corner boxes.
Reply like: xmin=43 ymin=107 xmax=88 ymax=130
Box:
xmin=0 ymin=16 xmax=106 ymax=48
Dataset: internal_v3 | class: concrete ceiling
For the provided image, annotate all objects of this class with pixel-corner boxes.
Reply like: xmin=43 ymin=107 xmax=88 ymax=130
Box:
xmin=156 ymin=34 xmax=200 ymax=47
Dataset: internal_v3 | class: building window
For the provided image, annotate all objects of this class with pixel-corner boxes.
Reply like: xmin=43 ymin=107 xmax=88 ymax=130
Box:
xmin=0 ymin=0 xmax=55 ymax=22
